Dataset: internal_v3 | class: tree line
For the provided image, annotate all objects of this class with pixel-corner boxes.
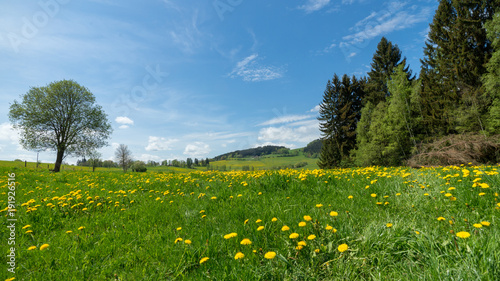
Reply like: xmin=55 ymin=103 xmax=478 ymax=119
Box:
xmin=318 ymin=1 xmax=500 ymax=168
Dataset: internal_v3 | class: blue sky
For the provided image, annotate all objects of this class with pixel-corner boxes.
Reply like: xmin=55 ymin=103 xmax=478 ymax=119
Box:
xmin=0 ymin=0 xmax=437 ymax=164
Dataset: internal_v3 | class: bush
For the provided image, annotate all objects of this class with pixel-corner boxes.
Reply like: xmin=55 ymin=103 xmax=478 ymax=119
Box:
xmin=131 ymin=161 xmax=147 ymax=172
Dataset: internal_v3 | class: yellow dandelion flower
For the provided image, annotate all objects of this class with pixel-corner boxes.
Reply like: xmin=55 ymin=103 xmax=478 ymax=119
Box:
xmin=330 ymin=211 xmax=338 ymax=217
xmin=415 ymin=231 xmax=420 ymax=235
xmin=297 ymin=241 xmax=307 ymax=247
xmin=271 ymin=217 xmax=277 ymax=222
xmin=386 ymin=223 xmax=393 ymax=228
xmin=478 ymin=192 xmax=485 ymax=196
xmin=444 ymin=193 xmax=452 ymax=197
xmin=199 ymin=257 xmax=209 ymax=264
xmin=289 ymin=233 xmax=299 ymax=239
xmin=244 ymin=219 xmax=249 ymax=224
xmin=223 ymin=232 xmax=238 ymax=239
xmin=78 ymin=226 xmax=85 ymax=230
xmin=307 ymin=234 xmax=316 ymax=240
xmin=66 ymin=231 xmax=72 ymax=234
xmin=255 ymin=219 xmax=262 ymax=223
xmin=264 ymin=252 xmax=276 ymax=259
xmin=40 ymin=244 xmax=49 ymax=251
xmin=22 ymin=225 xmax=31 ymax=229
xmin=371 ymin=193 xmax=377 ymax=198
xmin=298 ymin=222 xmax=306 ymax=227
xmin=257 ymin=226 xmax=264 ymax=231
xmin=174 ymin=238 xmax=183 ymax=243
xmin=240 ymin=238 xmax=252 ymax=245
xmin=184 ymin=240 xmax=192 ymax=245
xmin=338 ymin=243 xmax=348 ymax=252
xmin=437 ymin=217 xmax=446 ymax=221
xmin=473 ymin=223 xmax=482 ymax=228
xmin=25 ymin=230 xmax=33 ymax=234
xmin=282 ymin=225 xmax=290 ymax=231
xmin=296 ymin=245 xmax=304 ymax=250
xmin=480 ymin=221 xmax=491 ymax=226
xmin=316 ymin=204 xmax=323 ymax=208
xmin=234 ymin=252 xmax=244 ymax=260
xmin=28 ymin=246 xmax=37 ymax=250
xmin=348 ymin=195 xmax=353 ymax=199
xmin=456 ymin=231 xmax=471 ymax=239
xmin=303 ymin=215 xmax=312 ymax=221
xmin=325 ymin=225 xmax=333 ymax=230
xmin=176 ymin=227 xmax=182 ymax=231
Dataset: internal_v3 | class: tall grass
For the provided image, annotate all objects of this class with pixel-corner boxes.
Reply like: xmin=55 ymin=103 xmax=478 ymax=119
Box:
xmin=1 ymin=165 xmax=498 ymax=280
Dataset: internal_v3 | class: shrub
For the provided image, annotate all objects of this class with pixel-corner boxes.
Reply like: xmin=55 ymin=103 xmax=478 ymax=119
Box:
xmin=131 ymin=161 xmax=147 ymax=172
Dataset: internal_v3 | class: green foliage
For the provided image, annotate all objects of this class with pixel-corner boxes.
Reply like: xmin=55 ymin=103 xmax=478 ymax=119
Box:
xmin=419 ymin=0 xmax=499 ymax=136
xmin=8 ymin=80 xmax=112 ymax=172
xmin=131 ymin=160 xmax=148 ymax=172
xmin=318 ymin=74 xmax=365 ymax=168
xmin=364 ymin=37 xmax=413 ymax=106
xmin=483 ymin=12 xmax=500 ymax=134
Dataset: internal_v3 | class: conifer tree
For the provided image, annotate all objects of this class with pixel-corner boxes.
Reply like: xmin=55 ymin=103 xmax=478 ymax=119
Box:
xmin=318 ymin=74 xmax=365 ymax=168
xmin=483 ymin=12 xmax=500 ymax=134
xmin=364 ymin=37 xmax=413 ymax=106
xmin=419 ymin=0 xmax=500 ymax=135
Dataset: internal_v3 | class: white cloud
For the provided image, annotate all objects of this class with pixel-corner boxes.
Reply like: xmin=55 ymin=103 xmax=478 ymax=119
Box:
xmin=0 ymin=122 xmax=19 ymax=143
xmin=229 ymin=54 xmax=285 ymax=82
xmin=183 ymin=142 xmax=211 ymax=158
xmin=118 ymin=125 xmax=129 ymax=129
xmin=310 ymin=105 xmax=321 ymax=112
xmin=145 ymin=136 xmax=178 ymax=151
xmin=342 ymin=5 xmax=432 ymax=46
xmin=258 ymin=119 xmax=319 ymax=144
xmin=298 ymin=0 xmax=330 ymax=13
xmin=258 ymin=114 xmax=314 ymax=126
xmin=115 ymin=116 xmax=134 ymax=125
xmin=137 ymin=153 xmax=162 ymax=162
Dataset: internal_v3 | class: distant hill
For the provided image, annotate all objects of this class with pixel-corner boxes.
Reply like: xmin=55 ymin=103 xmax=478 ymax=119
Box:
xmin=303 ymin=139 xmax=322 ymax=158
xmin=212 ymin=145 xmax=289 ymax=161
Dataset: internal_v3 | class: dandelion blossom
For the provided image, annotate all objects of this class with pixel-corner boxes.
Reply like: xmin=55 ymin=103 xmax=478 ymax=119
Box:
xmin=348 ymin=195 xmax=353 ymax=199
xmin=371 ymin=193 xmax=377 ymax=198
xmin=224 ymin=233 xmax=238 ymax=239
xmin=316 ymin=204 xmax=323 ymax=208
xmin=257 ymin=226 xmax=264 ymax=231
xmin=297 ymin=241 xmax=307 ymax=247
xmin=240 ymin=238 xmax=252 ymax=245
xmin=456 ymin=231 xmax=471 ymax=239
xmin=78 ymin=226 xmax=85 ymax=231
xmin=66 ymin=231 xmax=73 ymax=234
xmin=199 ymin=257 xmax=209 ymax=264
xmin=330 ymin=211 xmax=338 ymax=217
xmin=271 ymin=217 xmax=277 ymax=222
xmin=40 ymin=244 xmax=49 ymax=251
xmin=303 ymin=215 xmax=312 ymax=221
xmin=281 ymin=225 xmax=290 ymax=231
xmin=307 ymin=234 xmax=316 ymax=240
xmin=255 ymin=219 xmax=262 ymax=223
xmin=22 ymin=225 xmax=31 ymax=229
xmin=264 ymin=251 xmax=276 ymax=259
xmin=234 ymin=252 xmax=244 ymax=260
xmin=28 ymin=246 xmax=37 ymax=250
xmin=338 ymin=243 xmax=348 ymax=252
xmin=289 ymin=233 xmax=299 ymax=239
xmin=174 ymin=238 xmax=183 ymax=244
xmin=298 ymin=222 xmax=306 ymax=227
xmin=184 ymin=240 xmax=192 ymax=245
xmin=481 ymin=221 xmax=491 ymax=226
xmin=473 ymin=223 xmax=482 ymax=228
xmin=386 ymin=223 xmax=393 ymax=228
xmin=437 ymin=217 xmax=445 ymax=221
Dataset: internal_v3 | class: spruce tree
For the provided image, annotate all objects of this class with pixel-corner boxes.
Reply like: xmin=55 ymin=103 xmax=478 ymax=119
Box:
xmin=483 ymin=12 xmax=500 ymax=134
xmin=365 ymin=37 xmax=413 ymax=106
xmin=318 ymin=74 xmax=365 ymax=168
xmin=419 ymin=0 xmax=500 ymax=136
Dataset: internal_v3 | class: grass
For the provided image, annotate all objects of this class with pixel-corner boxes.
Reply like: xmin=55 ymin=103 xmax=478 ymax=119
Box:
xmin=1 ymin=165 xmax=499 ymax=280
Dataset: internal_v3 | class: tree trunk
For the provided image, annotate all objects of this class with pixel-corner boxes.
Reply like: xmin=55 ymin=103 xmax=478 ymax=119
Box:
xmin=53 ymin=149 xmax=64 ymax=172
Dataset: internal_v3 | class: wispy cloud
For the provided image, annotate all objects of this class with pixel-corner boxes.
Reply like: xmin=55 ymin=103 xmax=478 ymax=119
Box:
xmin=342 ymin=3 xmax=432 ymax=47
xmin=229 ymin=54 xmax=285 ymax=82
xmin=258 ymin=119 xmax=320 ymax=144
xmin=184 ymin=142 xmax=211 ymax=158
xmin=298 ymin=0 xmax=331 ymax=13
xmin=258 ymin=114 xmax=314 ymax=126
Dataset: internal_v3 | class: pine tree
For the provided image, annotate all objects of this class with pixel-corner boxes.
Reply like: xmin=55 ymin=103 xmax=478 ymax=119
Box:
xmin=364 ymin=37 xmax=413 ymax=106
xmin=318 ymin=74 xmax=365 ymax=168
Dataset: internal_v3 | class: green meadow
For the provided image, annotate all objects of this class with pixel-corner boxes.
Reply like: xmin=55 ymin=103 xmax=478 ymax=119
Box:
xmin=1 ymin=165 xmax=499 ymax=280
